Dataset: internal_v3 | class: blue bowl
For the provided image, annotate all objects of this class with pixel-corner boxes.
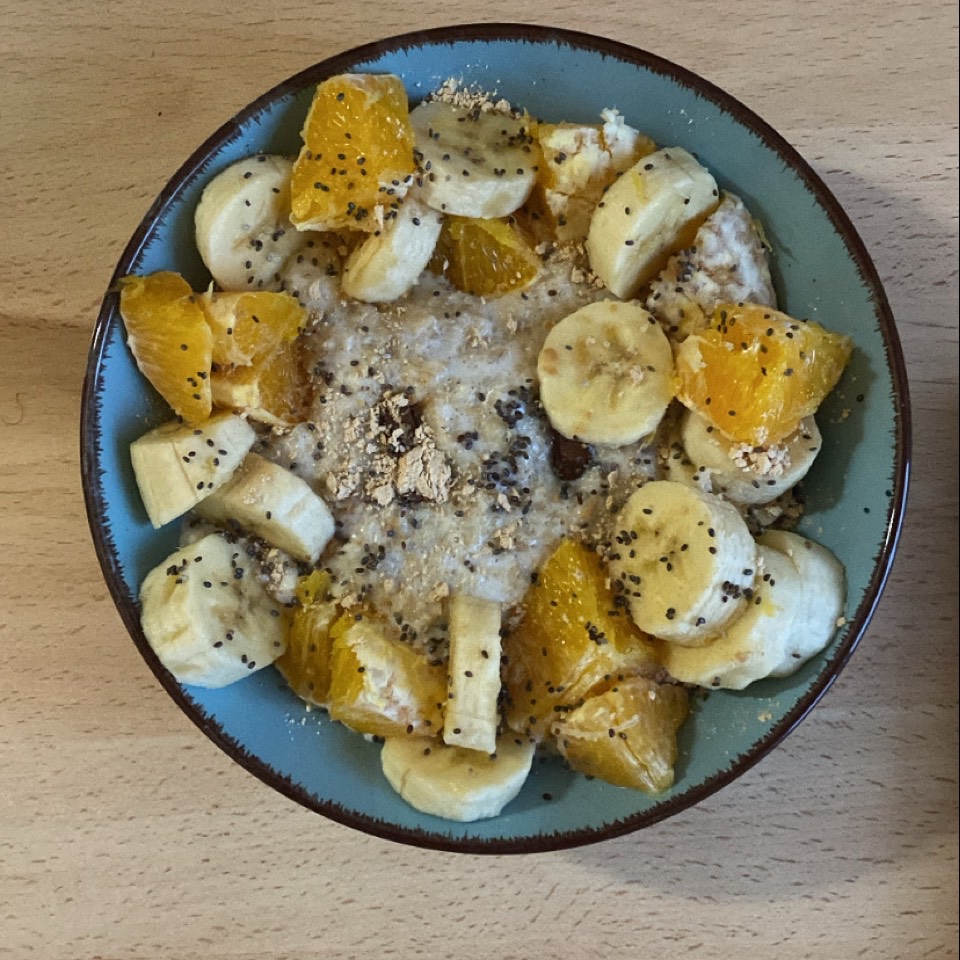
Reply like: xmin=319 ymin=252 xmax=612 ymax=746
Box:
xmin=81 ymin=24 xmax=909 ymax=852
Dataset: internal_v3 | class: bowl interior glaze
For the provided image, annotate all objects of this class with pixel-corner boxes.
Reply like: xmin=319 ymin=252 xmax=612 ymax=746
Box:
xmin=81 ymin=24 xmax=909 ymax=852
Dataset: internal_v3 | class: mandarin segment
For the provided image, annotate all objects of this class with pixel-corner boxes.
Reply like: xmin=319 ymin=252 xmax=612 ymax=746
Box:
xmin=533 ymin=117 xmax=656 ymax=243
xmin=210 ymin=335 xmax=312 ymax=426
xmin=327 ymin=615 xmax=446 ymax=738
xmin=290 ymin=73 xmax=416 ymax=232
xmin=552 ymin=675 xmax=688 ymax=792
xmin=201 ymin=290 xmax=306 ymax=367
xmin=118 ymin=272 xmax=214 ymax=423
xmin=275 ymin=600 xmax=339 ymax=707
xmin=676 ymin=302 xmax=853 ymax=445
xmin=502 ymin=538 xmax=660 ymax=740
xmin=429 ymin=215 xmax=540 ymax=297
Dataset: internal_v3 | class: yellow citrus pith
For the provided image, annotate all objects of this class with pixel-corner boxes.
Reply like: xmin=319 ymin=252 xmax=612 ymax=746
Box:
xmin=118 ymin=272 xmax=214 ymax=423
xmin=503 ymin=538 xmax=660 ymax=740
xmin=430 ymin=215 xmax=540 ymax=297
xmin=290 ymin=73 xmax=416 ymax=232
xmin=676 ymin=302 xmax=853 ymax=445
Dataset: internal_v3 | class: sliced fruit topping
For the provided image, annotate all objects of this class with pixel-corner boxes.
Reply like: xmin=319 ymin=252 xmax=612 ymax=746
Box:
xmin=275 ymin=571 xmax=338 ymax=707
xmin=201 ymin=290 xmax=305 ymax=367
xmin=537 ymin=300 xmax=675 ymax=446
xmin=645 ymin=192 xmax=778 ymax=341
xmin=129 ymin=412 xmax=256 ymax=528
xmin=675 ymin=302 xmax=853 ymax=445
xmin=380 ymin=732 xmax=535 ymax=822
xmin=667 ymin=408 xmax=822 ymax=506
xmin=502 ymin=538 xmax=659 ymax=741
xmin=758 ymin=529 xmax=846 ymax=676
xmin=533 ymin=112 xmax=655 ymax=243
xmin=659 ymin=544 xmax=798 ymax=689
xmin=443 ymin=595 xmax=503 ymax=755
xmin=410 ymin=99 xmax=539 ymax=218
xmin=326 ymin=615 xmax=446 ymax=739
xmin=586 ymin=146 xmax=720 ymax=300
xmin=607 ymin=480 xmax=758 ymax=645
xmin=194 ymin=452 xmax=335 ymax=564
xmin=341 ymin=195 xmax=443 ymax=302
xmin=118 ymin=272 xmax=214 ymax=423
xmin=139 ymin=532 xmax=286 ymax=688
xmin=429 ymin=214 xmax=540 ymax=297
xmin=210 ymin=335 xmax=312 ymax=427
xmin=194 ymin=154 xmax=307 ymax=292
xmin=552 ymin=675 xmax=688 ymax=792
xmin=290 ymin=73 xmax=417 ymax=232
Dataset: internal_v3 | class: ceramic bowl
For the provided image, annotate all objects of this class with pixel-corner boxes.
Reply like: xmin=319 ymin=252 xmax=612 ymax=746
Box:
xmin=81 ymin=24 xmax=910 ymax=852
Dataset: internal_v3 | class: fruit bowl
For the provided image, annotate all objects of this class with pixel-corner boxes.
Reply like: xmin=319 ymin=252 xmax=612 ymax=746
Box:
xmin=80 ymin=23 xmax=909 ymax=852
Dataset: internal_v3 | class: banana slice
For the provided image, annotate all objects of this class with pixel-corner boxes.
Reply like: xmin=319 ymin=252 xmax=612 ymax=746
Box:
xmin=340 ymin=196 xmax=443 ymax=302
xmin=660 ymin=545 xmax=799 ymax=689
xmin=139 ymin=531 xmax=286 ymax=688
xmin=194 ymin=452 xmax=335 ymax=564
xmin=676 ymin=409 xmax=822 ymax=505
xmin=195 ymin=154 xmax=308 ymax=292
xmin=380 ymin=733 xmax=535 ymax=822
xmin=586 ymin=146 xmax=720 ymax=300
xmin=443 ymin=595 xmax=503 ymax=754
xmin=537 ymin=300 xmax=675 ymax=446
xmin=130 ymin=412 xmax=256 ymax=528
xmin=758 ymin=530 xmax=846 ymax=676
xmin=608 ymin=479 xmax=758 ymax=645
xmin=410 ymin=100 xmax=539 ymax=218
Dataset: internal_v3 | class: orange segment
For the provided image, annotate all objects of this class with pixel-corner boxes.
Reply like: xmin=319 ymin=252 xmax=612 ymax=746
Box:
xmin=430 ymin=216 xmax=540 ymax=297
xmin=211 ymin=335 xmax=312 ymax=426
xmin=118 ymin=272 xmax=213 ymax=423
xmin=290 ymin=73 xmax=416 ymax=232
xmin=276 ymin=602 xmax=339 ymax=707
xmin=502 ymin=538 xmax=660 ymax=741
xmin=676 ymin=302 xmax=853 ymax=445
xmin=201 ymin=290 xmax=306 ymax=367
xmin=327 ymin=614 xmax=445 ymax=738
xmin=533 ymin=120 xmax=656 ymax=242
xmin=553 ymin=676 xmax=688 ymax=792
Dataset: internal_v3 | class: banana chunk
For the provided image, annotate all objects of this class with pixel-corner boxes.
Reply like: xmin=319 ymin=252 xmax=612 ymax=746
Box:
xmin=758 ymin=530 xmax=846 ymax=676
xmin=537 ymin=300 xmax=675 ymax=446
xmin=609 ymin=480 xmax=757 ymax=644
xmin=194 ymin=452 xmax=335 ymax=564
xmin=341 ymin=196 xmax=443 ymax=303
xmin=380 ymin=734 xmax=535 ymax=822
xmin=586 ymin=146 xmax=720 ymax=300
xmin=661 ymin=545 xmax=798 ymax=689
xmin=671 ymin=409 xmax=822 ymax=505
xmin=140 ymin=532 xmax=286 ymax=688
xmin=410 ymin=100 xmax=538 ymax=218
xmin=443 ymin=595 xmax=503 ymax=754
xmin=130 ymin=412 xmax=256 ymax=528
xmin=194 ymin=154 xmax=308 ymax=292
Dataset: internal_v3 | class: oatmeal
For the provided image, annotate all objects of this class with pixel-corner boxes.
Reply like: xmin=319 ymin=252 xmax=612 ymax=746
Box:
xmin=123 ymin=71 xmax=852 ymax=819
xmin=268 ymin=257 xmax=657 ymax=651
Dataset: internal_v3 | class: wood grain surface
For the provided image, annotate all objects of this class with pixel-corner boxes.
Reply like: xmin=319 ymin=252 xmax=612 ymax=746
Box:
xmin=1 ymin=1 xmax=957 ymax=958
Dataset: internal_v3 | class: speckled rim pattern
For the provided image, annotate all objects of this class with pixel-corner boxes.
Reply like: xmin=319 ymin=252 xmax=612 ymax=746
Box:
xmin=81 ymin=23 xmax=910 ymax=853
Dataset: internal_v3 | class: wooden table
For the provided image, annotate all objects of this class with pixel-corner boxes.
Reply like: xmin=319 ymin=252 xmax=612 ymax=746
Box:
xmin=2 ymin=2 xmax=957 ymax=957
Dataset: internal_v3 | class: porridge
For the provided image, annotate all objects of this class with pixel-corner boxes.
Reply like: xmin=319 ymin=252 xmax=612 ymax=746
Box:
xmin=119 ymin=73 xmax=851 ymax=820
